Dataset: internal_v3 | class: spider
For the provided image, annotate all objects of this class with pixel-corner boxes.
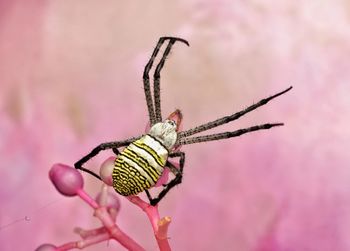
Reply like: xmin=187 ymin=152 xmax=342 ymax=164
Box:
xmin=74 ymin=36 xmax=292 ymax=206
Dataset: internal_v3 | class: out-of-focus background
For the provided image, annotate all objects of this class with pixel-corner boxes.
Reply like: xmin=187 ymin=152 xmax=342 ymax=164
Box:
xmin=1 ymin=1 xmax=350 ymax=250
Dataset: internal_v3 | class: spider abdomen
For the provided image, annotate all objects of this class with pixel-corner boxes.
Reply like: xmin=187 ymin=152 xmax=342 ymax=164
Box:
xmin=112 ymin=134 xmax=168 ymax=196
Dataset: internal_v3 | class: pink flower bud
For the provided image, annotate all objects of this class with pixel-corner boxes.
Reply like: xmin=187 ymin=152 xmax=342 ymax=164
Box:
xmin=96 ymin=190 xmax=121 ymax=213
xmin=154 ymin=160 xmax=179 ymax=187
xmin=155 ymin=168 xmax=170 ymax=187
xmin=49 ymin=163 xmax=84 ymax=196
xmin=35 ymin=244 xmax=56 ymax=251
xmin=99 ymin=157 xmax=115 ymax=186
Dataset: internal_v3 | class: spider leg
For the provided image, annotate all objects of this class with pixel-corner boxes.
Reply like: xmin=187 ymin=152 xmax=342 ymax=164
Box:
xmin=178 ymin=123 xmax=283 ymax=145
xmin=143 ymin=47 xmax=157 ymax=126
xmin=112 ymin=147 xmax=120 ymax=155
xmin=178 ymin=86 xmax=292 ymax=139
xmin=153 ymin=37 xmax=189 ymax=122
xmin=145 ymin=190 xmax=153 ymax=202
xmin=74 ymin=136 xmax=140 ymax=180
xmin=147 ymin=151 xmax=185 ymax=206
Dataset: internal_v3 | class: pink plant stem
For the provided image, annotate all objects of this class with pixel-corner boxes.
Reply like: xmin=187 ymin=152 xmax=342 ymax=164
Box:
xmin=56 ymin=232 xmax=110 ymax=250
xmin=127 ymin=196 xmax=171 ymax=251
xmin=94 ymin=207 xmax=145 ymax=251
xmin=130 ymin=197 xmax=160 ymax=231
xmin=74 ymin=226 xmax=107 ymax=238
xmin=76 ymin=189 xmax=99 ymax=209
xmin=76 ymin=188 xmax=145 ymax=251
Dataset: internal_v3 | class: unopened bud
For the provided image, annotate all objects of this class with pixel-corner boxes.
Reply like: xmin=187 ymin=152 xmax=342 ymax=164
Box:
xmin=99 ymin=157 xmax=115 ymax=186
xmin=35 ymin=243 xmax=56 ymax=251
xmin=96 ymin=189 xmax=121 ymax=213
xmin=49 ymin=163 xmax=84 ymax=196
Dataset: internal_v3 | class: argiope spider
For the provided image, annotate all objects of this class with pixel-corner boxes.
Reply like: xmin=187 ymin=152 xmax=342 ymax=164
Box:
xmin=75 ymin=37 xmax=292 ymax=206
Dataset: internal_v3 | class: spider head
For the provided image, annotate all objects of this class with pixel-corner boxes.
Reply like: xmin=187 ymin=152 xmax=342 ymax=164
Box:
xmin=149 ymin=109 xmax=182 ymax=150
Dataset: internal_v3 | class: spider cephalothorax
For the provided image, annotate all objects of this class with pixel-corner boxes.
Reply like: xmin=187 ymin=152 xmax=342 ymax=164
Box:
xmin=74 ymin=37 xmax=292 ymax=205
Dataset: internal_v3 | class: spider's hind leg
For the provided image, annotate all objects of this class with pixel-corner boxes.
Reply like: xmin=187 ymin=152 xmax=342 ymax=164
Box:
xmin=147 ymin=151 xmax=186 ymax=206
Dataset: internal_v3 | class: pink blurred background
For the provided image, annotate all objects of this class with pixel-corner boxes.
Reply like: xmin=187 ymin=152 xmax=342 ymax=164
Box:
xmin=1 ymin=1 xmax=350 ymax=250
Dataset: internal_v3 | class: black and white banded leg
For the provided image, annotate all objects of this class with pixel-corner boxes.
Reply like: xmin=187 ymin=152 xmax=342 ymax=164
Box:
xmin=177 ymin=86 xmax=292 ymax=139
xmin=146 ymin=151 xmax=185 ymax=206
xmin=143 ymin=37 xmax=189 ymax=125
xmin=178 ymin=123 xmax=283 ymax=145
xmin=173 ymin=86 xmax=292 ymax=147
xmin=74 ymin=136 xmax=140 ymax=180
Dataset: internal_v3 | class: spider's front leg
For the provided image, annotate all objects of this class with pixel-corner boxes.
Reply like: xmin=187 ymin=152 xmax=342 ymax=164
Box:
xmin=152 ymin=37 xmax=189 ymax=122
xmin=74 ymin=137 xmax=139 ymax=180
xmin=143 ymin=37 xmax=189 ymax=125
xmin=147 ymin=151 xmax=186 ymax=206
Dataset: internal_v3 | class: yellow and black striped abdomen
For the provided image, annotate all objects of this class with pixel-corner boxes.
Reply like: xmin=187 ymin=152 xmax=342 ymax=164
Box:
xmin=112 ymin=135 xmax=168 ymax=196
